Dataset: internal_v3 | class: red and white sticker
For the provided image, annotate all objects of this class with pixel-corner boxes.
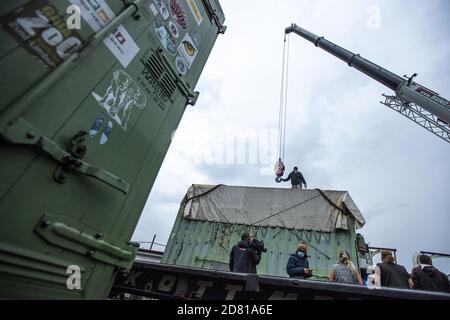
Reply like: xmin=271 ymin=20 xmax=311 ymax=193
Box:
xmin=104 ymin=26 xmax=140 ymax=68
xmin=69 ymin=0 xmax=138 ymax=68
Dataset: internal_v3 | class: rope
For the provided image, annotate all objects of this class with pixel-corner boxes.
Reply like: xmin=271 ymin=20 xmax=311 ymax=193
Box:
xmin=251 ymin=192 xmax=321 ymax=226
xmin=275 ymin=32 xmax=291 ymax=180
xmin=316 ymin=189 xmax=347 ymax=215
xmin=183 ymin=184 xmax=230 ymax=223
xmin=277 ymin=33 xmax=287 ymax=160
xmin=183 ymin=184 xmax=225 ymax=204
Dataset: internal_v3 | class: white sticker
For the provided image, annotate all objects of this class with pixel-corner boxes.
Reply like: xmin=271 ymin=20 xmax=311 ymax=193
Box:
xmin=186 ymin=0 xmax=203 ymax=25
xmin=104 ymin=25 xmax=140 ymax=68
xmin=177 ymin=33 xmax=198 ymax=68
xmin=92 ymin=70 xmax=147 ymax=131
xmin=149 ymin=3 xmax=159 ymax=16
xmin=154 ymin=0 xmax=170 ymax=20
xmin=69 ymin=0 xmax=115 ymax=32
xmin=70 ymin=0 xmax=138 ymax=67
xmin=175 ymin=56 xmax=188 ymax=75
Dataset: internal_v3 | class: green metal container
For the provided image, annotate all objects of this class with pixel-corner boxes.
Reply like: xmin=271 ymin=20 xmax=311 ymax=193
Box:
xmin=162 ymin=185 xmax=366 ymax=280
xmin=0 ymin=0 xmax=225 ymax=299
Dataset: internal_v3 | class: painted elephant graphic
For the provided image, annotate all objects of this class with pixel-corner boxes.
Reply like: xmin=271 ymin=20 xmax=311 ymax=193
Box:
xmin=92 ymin=70 xmax=147 ymax=131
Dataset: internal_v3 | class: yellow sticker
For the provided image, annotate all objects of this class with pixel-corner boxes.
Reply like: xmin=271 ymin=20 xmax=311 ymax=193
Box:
xmin=187 ymin=0 xmax=203 ymax=25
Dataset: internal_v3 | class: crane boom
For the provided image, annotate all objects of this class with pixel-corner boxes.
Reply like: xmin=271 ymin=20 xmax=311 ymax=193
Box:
xmin=285 ymin=24 xmax=450 ymax=143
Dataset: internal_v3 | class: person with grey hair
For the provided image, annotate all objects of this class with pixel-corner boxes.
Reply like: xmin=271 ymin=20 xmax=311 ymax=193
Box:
xmin=411 ymin=254 xmax=450 ymax=293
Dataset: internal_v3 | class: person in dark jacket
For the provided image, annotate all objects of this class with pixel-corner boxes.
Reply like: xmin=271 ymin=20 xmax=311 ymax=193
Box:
xmin=286 ymin=242 xmax=312 ymax=278
xmin=229 ymin=232 xmax=261 ymax=274
xmin=282 ymin=166 xmax=307 ymax=189
xmin=374 ymin=250 xmax=413 ymax=289
xmin=411 ymin=254 xmax=450 ymax=293
xmin=329 ymin=250 xmax=363 ymax=285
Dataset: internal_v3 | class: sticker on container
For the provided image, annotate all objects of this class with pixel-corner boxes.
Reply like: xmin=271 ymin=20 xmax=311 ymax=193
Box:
xmin=170 ymin=0 xmax=188 ymax=29
xmin=192 ymin=32 xmax=201 ymax=47
xmin=1 ymin=0 xmax=83 ymax=68
xmin=168 ymin=21 xmax=179 ymax=38
xmin=155 ymin=19 xmax=177 ymax=55
xmin=70 ymin=0 xmax=138 ymax=68
xmin=187 ymin=0 xmax=203 ymax=26
xmin=104 ymin=25 xmax=140 ymax=68
xmin=92 ymin=70 xmax=147 ymax=131
xmin=69 ymin=0 xmax=115 ymax=32
xmin=177 ymin=33 xmax=198 ymax=68
xmin=153 ymin=0 xmax=170 ymax=20
xmin=89 ymin=114 xmax=113 ymax=145
xmin=148 ymin=3 xmax=159 ymax=16
xmin=175 ymin=56 xmax=188 ymax=75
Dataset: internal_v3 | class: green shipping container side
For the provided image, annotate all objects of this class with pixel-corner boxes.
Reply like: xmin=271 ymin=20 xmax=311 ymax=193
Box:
xmin=162 ymin=185 xmax=366 ymax=280
xmin=0 ymin=0 xmax=225 ymax=299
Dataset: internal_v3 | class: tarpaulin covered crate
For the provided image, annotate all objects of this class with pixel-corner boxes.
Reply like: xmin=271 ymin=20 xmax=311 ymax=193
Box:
xmin=162 ymin=185 xmax=366 ymax=279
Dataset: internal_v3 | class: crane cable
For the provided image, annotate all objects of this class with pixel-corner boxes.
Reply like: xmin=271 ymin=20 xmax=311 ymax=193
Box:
xmin=275 ymin=33 xmax=290 ymax=182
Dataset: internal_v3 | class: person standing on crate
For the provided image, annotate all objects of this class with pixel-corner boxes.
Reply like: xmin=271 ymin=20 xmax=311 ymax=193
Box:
xmin=282 ymin=166 xmax=307 ymax=190
xmin=229 ymin=232 xmax=261 ymax=274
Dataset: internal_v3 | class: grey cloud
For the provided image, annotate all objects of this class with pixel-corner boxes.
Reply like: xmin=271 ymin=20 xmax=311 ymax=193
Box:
xmin=133 ymin=0 xmax=450 ymax=273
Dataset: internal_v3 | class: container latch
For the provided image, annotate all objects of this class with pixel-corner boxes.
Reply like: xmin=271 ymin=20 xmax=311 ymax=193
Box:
xmin=0 ymin=117 xmax=130 ymax=194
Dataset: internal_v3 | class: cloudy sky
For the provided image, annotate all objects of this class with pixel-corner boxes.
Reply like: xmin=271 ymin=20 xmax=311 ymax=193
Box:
xmin=133 ymin=0 xmax=450 ymax=272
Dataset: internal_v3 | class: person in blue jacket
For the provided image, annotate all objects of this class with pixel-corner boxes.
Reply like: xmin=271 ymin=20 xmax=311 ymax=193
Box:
xmin=286 ymin=242 xmax=313 ymax=279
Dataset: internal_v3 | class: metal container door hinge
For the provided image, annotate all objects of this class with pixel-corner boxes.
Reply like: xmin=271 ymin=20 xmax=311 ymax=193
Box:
xmin=0 ymin=117 xmax=130 ymax=194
